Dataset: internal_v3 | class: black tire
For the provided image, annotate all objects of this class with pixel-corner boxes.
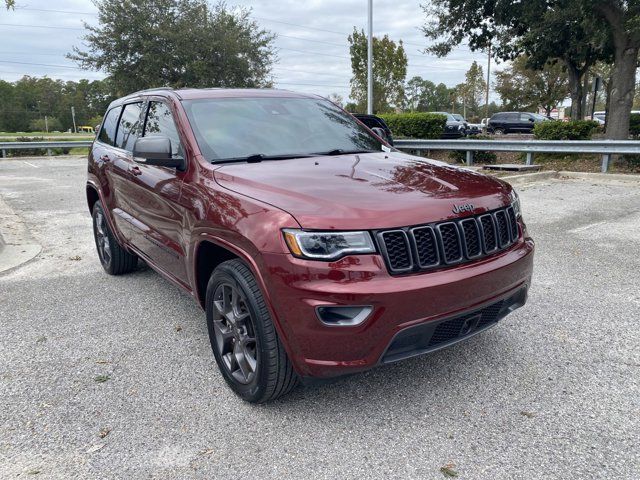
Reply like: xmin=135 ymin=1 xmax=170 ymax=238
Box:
xmin=206 ymin=259 xmax=299 ymax=403
xmin=92 ymin=202 xmax=138 ymax=275
xmin=493 ymin=127 xmax=506 ymax=135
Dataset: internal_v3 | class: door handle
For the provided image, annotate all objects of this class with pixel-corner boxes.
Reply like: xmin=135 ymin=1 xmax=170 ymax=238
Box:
xmin=128 ymin=165 xmax=142 ymax=176
xmin=100 ymin=155 xmax=111 ymax=163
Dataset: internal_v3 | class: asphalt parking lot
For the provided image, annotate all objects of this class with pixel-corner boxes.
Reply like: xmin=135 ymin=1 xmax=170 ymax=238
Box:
xmin=1 ymin=156 xmax=639 ymax=479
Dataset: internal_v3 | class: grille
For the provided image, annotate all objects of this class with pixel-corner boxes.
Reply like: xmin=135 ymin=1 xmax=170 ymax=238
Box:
xmin=377 ymin=206 xmax=520 ymax=275
xmin=379 ymin=230 xmax=412 ymax=271
xmin=438 ymin=223 xmax=463 ymax=263
xmin=412 ymin=226 xmax=439 ymax=267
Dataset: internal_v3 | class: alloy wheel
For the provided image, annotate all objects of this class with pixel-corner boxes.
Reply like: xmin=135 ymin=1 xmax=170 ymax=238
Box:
xmin=212 ymin=282 xmax=258 ymax=384
xmin=95 ymin=210 xmax=111 ymax=265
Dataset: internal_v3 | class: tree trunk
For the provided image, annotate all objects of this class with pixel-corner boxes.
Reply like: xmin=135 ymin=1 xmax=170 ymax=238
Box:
xmin=566 ymin=64 xmax=584 ymax=120
xmin=605 ymin=42 xmax=638 ymax=140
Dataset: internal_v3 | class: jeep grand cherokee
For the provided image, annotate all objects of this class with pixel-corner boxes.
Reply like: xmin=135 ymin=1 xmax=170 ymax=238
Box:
xmin=87 ymin=88 xmax=534 ymax=403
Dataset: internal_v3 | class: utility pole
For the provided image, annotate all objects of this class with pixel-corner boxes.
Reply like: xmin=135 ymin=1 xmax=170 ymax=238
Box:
xmin=71 ymin=106 xmax=77 ymax=134
xmin=485 ymin=45 xmax=491 ymax=120
xmin=367 ymin=0 xmax=373 ymax=115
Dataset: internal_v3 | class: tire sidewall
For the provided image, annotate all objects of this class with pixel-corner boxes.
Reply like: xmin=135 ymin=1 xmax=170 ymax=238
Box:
xmin=92 ymin=203 xmax=114 ymax=274
xmin=205 ymin=264 xmax=271 ymax=402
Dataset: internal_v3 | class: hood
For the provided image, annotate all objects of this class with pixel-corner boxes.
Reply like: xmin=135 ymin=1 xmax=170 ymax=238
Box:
xmin=213 ymin=152 xmax=513 ymax=230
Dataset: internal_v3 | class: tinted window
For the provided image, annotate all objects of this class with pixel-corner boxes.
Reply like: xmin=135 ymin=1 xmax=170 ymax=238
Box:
xmin=115 ymin=102 xmax=143 ymax=151
xmin=98 ymin=107 xmax=121 ymax=146
xmin=519 ymin=113 xmax=532 ymax=122
xmin=182 ymin=97 xmax=383 ymax=162
xmin=144 ymin=102 xmax=181 ymax=155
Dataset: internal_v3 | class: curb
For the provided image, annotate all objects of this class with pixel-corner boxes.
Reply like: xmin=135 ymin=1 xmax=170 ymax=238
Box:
xmin=500 ymin=171 xmax=559 ymax=186
xmin=557 ymin=171 xmax=640 ymax=183
xmin=0 ymin=196 xmax=41 ymax=274
xmin=499 ymin=170 xmax=640 ymax=186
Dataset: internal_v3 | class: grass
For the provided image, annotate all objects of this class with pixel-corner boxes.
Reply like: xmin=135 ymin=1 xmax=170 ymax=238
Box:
xmin=0 ymin=132 xmax=95 ymax=141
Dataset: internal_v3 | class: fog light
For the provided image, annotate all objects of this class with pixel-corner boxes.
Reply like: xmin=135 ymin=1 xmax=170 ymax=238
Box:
xmin=316 ymin=305 xmax=373 ymax=326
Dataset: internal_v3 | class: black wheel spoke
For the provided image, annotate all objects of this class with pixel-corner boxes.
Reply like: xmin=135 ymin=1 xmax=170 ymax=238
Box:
xmin=211 ymin=282 xmax=257 ymax=385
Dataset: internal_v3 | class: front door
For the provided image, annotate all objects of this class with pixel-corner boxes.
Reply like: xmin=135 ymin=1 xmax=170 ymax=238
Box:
xmin=124 ymin=100 xmax=189 ymax=285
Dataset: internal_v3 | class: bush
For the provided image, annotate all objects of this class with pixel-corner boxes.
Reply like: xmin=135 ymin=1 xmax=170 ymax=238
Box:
xmin=8 ymin=137 xmax=47 ymax=157
xmin=448 ymin=135 xmax=497 ymax=164
xmin=533 ymin=120 xmax=599 ymax=140
xmin=29 ymin=117 xmax=63 ymax=132
xmin=378 ymin=112 xmax=446 ymax=139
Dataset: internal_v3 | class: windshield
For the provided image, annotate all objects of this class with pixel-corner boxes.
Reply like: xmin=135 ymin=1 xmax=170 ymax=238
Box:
xmin=182 ymin=97 xmax=383 ymax=162
xmin=452 ymin=114 xmax=465 ymax=122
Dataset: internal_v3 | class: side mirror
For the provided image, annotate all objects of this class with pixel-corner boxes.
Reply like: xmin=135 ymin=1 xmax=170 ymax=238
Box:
xmin=528 ymin=118 xmax=535 ymax=122
xmin=371 ymin=127 xmax=389 ymax=143
xmin=133 ymin=136 xmax=185 ymax=170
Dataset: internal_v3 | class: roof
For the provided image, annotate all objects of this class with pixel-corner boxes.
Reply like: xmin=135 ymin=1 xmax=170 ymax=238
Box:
xmin=113 ymin=87 xmax=320 ymax=105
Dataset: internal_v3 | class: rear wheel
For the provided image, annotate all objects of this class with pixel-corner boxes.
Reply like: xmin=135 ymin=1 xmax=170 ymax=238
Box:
xmin=92 ymin=202 xmax=138 ymax=275
xmin=493 ymin=127 xmax=505 ymax=135
xmin=206 ymin=259 xmax=299 ymax=403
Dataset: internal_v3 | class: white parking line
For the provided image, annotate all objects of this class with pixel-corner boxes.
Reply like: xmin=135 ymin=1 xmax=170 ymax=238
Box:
xmin=22 ymin=161 xmax=39 ymax=168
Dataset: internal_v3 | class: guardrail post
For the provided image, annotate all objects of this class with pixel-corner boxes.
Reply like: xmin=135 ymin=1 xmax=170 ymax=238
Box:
xmin=601 ymin=154 xmax=611 ymax=173
xmin=47 ymin=148 xmax=52 ymax=157
xmin=465 ymin=150 xmax=474 ymax=166
xmin=526 ymin=152 xmax=534 ymax=165
xmin=1 ymin=149 xmax=6 ymax=158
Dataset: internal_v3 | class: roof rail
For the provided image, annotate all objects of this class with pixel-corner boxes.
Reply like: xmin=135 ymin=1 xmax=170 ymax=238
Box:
xmin=128 ymin=86 xmax=174 ymax=96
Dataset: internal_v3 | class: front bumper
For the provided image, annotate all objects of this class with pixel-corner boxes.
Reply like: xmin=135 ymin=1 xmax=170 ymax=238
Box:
xmin=262 ymin=236 xmax=534 ymax=378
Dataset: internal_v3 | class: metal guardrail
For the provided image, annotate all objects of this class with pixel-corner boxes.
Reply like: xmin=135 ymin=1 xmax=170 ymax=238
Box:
xmin=394 ymin=139 xmax=640 ymax=173
xmin=2 ymin=138 xmax=638 ymax=173
xmin=1 ymin=140 xmax=93 ymax=158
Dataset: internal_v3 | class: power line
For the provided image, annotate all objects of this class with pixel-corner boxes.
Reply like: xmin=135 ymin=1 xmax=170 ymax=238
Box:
xmin=0 ymin=60 xmax=85 ymax=70
xmin=0 ymin=23 xmax=85 ymax=31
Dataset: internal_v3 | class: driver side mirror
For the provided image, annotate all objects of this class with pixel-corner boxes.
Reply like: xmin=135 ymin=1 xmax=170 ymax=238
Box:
xmin=133 ymin=136 xmax=185 ymax=170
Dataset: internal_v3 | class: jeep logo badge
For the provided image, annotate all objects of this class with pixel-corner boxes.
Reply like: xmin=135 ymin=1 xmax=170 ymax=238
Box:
xmin=452 ymin=203 xmax=475 ymax=214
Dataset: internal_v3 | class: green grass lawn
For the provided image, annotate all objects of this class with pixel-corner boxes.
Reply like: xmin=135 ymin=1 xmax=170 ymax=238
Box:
xmin=0 ymin=132 xmax=95 ymax=141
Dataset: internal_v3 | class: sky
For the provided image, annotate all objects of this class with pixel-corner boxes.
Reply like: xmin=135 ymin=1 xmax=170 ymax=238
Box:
xmin=0 ymin=0 xmax=500 ymax=101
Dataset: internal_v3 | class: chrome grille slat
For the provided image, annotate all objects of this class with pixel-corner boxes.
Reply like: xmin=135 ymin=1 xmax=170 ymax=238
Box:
xmin=377 ymin=206 xmax=520 ymax=275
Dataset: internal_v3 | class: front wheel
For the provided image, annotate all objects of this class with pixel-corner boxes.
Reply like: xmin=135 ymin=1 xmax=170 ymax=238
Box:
xmin=493 ymin=127 xmax=505 ymax=135
xmin=206 ymin=259 xmax=299 ymax=403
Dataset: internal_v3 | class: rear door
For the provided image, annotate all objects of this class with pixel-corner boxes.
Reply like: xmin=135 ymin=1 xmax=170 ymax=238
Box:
xmin=108 ymin=102 xmax=146 ymax=244
xmin=518 ymin=113 xmax=535 ymax=132
xmin=92 ymin=106 xmax=122 ymax=214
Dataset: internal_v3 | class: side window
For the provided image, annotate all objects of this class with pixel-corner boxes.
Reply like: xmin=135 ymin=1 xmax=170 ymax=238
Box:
xmin=519 ymin=113 xmax=531 ymax=122
xmin=98 ymin=107 xmax=121 ymax=146
xmin=144 ymin=102 xmax=181 ymax=156
xmin=115 ymin=102 xmax=143 ymax=152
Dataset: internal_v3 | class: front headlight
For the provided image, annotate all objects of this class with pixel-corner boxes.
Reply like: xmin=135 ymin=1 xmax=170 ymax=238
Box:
xmin=510 ymin=190 xmax=522 ymax=218
xmin=283 ymin=229 xmax=375 ymax=260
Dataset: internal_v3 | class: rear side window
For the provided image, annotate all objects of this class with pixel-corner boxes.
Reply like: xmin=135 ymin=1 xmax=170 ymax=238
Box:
xmin=115 ymin=102 xmax=143 ymax=152
xmin=98 ymin=107 xmax=121 ymax=146
xmin=144 ymin=102 xmax=181 ymax=156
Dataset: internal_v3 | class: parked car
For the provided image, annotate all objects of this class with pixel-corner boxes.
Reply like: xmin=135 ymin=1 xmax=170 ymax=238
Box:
xmin=87 ymin=88 xmax=534 ymax=403
xmin=452 ymin=114 xmax=482 ymax=135
xmin=431 ymin=112 xmax=466 ymax=138
xmin=488 ymin=112 xmax=550 ymax=134
xmin=352 ymin=113 xmax=394 ymax=145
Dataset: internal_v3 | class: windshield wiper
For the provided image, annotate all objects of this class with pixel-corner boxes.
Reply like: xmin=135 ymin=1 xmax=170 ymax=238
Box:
xmin=212 ymin=153 xmax=318 ymax=164
xmin=312 ymin=149 xmax=378 ymax=156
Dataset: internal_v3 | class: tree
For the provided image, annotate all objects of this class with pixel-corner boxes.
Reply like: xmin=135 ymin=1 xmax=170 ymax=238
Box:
xmin=404 ymin=77 xmax=454 ymax=112
xmin=495 ymin=56 xmax=569 ymax=115
xmin=422 ymin=0 xmax=610 ymax=121
xmin=457 ymin=61 xmax=486 ymax=117
xmin=4 ymin=1 xmax=15 ymax=9
xmin=348 ymin=29 xmax=408 ymax=113
xmin=69 ymin=0 xmax=276 ymax=95
xmin=587 ymin=1 xmax=640 ymax=139
xmin=327 ymin=93 xmax=344 ymax=108
xmin=29 ymin=117 xmax=63 ymax=132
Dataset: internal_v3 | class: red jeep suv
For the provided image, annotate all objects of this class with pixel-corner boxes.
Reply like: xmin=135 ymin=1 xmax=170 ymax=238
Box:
xmin=87 ymin=88 xmax=534 ymax=403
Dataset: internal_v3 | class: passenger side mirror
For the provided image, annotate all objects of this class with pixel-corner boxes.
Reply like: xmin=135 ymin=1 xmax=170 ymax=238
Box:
xmin=371 ymin=127 xmax=389 ymax=143
xmin=528 ymin=118 xmax=535 ymax=122
xmin=133 ymin=136 xmax=185 ymax=170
